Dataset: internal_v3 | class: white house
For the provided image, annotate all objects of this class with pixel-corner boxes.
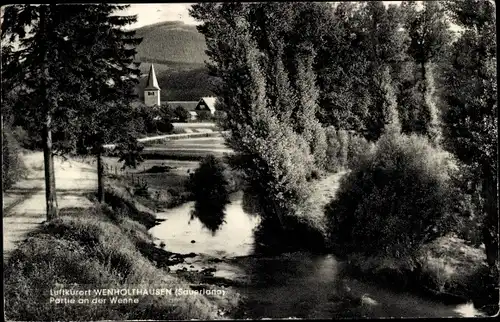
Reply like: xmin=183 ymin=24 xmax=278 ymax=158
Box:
xmin=195 ymin=97 xmax=217 ymax=115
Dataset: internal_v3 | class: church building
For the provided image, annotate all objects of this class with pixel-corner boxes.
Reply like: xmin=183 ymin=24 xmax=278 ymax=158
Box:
xmin=142 ymin=63 xmax=218 ymax=120
xmin=144 ymin=64 xmax=161 ymax=107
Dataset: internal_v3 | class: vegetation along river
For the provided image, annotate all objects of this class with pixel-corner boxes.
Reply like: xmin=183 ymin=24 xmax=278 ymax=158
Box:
xmin=149 ymin=193 xmax=483 ymax=319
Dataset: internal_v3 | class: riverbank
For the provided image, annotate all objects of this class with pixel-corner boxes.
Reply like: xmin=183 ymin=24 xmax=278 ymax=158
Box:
xmin=3 ymin=185 xmax=241 ymax=320
xmin=336 ymin=235 xmax=498 ymax=316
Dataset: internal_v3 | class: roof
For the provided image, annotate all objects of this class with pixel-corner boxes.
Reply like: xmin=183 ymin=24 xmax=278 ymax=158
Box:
xmin=163 ymin=101 xmax=199 ymax=111
xmin=197 ymin=97 xmax=217 ymax=113
xmin=145 ymin=64 xmax=160 ymax=90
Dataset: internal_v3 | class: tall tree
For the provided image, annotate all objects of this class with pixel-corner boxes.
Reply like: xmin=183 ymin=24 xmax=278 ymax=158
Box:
xmin=190 ymin=3 xmax=315 ymax=224
xmin=69 ymin=4 xmax=143 ymax=203
xmin=2 ymin=4 xmax=144 ymax=212
xmin=401 ymin=1 xmax=452 ymax=144
xmin=316 ymin=2 xmax=408 ymax=140
xmin=379 ymin=66 xmax=402 ymax=133
xmin=441 ymin=0 xmax=497 ymax=269
xmin=356 ymin=1 xmax=408 ymax=141
xmin=2 ymin=4 xmax=95 ymax=219
xmin=293 ymin=51 xmax=328 ymax=170
xmin=315 ymin=2 xmax=371 ymax=134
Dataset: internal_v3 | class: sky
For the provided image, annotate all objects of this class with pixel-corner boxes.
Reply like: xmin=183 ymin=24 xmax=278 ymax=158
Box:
xmin=119 ymin=3 xmax=199 ymax=29
xmin=119 ymin=2 xmax=408 ymax=30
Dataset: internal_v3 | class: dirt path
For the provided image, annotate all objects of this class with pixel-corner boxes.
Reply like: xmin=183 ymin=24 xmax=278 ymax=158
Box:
xmin=3 ymin=152 xmax=97 ymax=263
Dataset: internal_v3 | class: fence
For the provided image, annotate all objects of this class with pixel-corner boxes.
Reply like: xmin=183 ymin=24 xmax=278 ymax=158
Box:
xmin=105 ymin=163 xmax=149 ymax=187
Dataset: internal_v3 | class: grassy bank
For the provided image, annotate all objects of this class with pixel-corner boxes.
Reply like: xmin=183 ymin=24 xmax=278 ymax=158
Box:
xmin=4 ymin=191 xmax=240 ymax=320
xmin=340 ymin=235 xmax=498 ymax=315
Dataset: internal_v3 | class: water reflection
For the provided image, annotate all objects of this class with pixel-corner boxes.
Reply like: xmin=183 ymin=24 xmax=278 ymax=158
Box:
xmin=151 ymin=195 xmax=260 ymax=257
xmin=151 ymin=194 xmax=471 ymax=318
xmin=190 ymin=199 xmax=227 ymax=235
xmin=232 ymin=253 xmax=464 ymax=319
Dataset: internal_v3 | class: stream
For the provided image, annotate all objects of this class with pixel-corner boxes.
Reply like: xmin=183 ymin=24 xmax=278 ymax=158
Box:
xmin=149 ymin=193 xmax=482 ymax=319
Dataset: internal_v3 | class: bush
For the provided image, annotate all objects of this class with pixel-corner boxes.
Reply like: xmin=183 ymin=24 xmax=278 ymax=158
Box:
xmin=156 ymin=118 xmax=174 ymax=134
xmin=188 ymin=155 xmax=230 ymax=207
xmin=325 ymin=126 xmax=348 ymax=172
xmin=2 ymin=126 xmax=26 ymax=191
xmin=447 ymin=168 xmax=485 ymax=247
xmin=174 ymin=106 xmax=190 ymax=122
xmin=134 ymin=104 xmax=157 ymax=134
xmin=197 ymin=110 xmax=213 ymax=122
xmin=326 ymin=131 xmax=459 ymax=259
xmin=133 ymin=181 xmax=150 ymax=198
xmin=347 ymin=132 xmax=375 ymax=168
xmin=187 ymin=155 xmax=231 ymax=233
xmin=325 ymin=127 xmax=374 ymax=172
xmin=213 ymin=110 xmax=226 ymax=121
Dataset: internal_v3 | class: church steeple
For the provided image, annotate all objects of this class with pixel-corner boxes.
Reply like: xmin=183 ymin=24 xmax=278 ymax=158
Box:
xmin=145 ymin=64 xmax=160 ymax=90
xmin=144 ymin=64 xmax=161 ymax=106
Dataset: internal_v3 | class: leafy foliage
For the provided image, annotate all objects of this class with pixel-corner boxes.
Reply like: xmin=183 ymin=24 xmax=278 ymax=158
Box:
xmin=187 ymin=155 xmax=230 ymax=233
xmin=325 ymin=127 xmax=375 ymax=172
xmin=191 ymin=4 xmax=318 ymax=223
xmin=441 ymin=0 xmax=497 ymax=268
xmin=400 ymin=1 xmax=451 ymax=144
xmin=116 ymin=135 xmax=145 ymax=170
xmin=188 ymin=155 xmax=230 ymax=205
xmin=133 ymin=103 xmax=173 ymax=134
xmin=293 ymin=53 xmax=328 ymax=171
xmin=196 ymin=110 xmax=212 ymax=122
xmin=326 ymin=132 xmax=460 ymax=259
xmin=174 ymin=105 xmax=190 ymax=122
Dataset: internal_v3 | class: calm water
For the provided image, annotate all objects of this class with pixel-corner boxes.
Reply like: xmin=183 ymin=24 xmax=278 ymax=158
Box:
xmin=150 ymin=194 xmax=482 ymax=319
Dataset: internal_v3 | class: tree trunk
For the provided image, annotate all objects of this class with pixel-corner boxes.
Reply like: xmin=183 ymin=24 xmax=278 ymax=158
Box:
xmin=97 ymin=149 xmax=105 ymax=203
xmin=40 ymin=5 xmax=59 ymax=220
xmin=43 ymin=117 xmax=58 ymax=220
xmin=481 ymin=171 xmax=498 ymax=269
xmin=420 ymin=61 xmax=426 ymax=84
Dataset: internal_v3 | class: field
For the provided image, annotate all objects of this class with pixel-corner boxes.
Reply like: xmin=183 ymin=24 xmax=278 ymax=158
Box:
xmin=170 ymin=122 xmax=220 ymax=134
xmin=101 ymin=133 xmax=234 ymax=209
xmin=141 ymin=135 xmax=233 ymax=161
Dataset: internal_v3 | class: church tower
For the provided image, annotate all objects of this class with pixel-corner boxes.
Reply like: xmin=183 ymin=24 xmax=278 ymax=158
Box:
xmin=144 ymin=64 xmax=160 ymax=107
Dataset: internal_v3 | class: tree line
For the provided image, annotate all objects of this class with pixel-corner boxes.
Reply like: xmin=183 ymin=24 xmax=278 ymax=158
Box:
xmin=1 ymin=4 xmax=145 ymax=215
xmin=189 ymin=0 xmax=497 ymax=272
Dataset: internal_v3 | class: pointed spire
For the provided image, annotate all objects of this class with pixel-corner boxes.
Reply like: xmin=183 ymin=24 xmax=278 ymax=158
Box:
xmin=145 ymin=64 xmax=160 ymax=90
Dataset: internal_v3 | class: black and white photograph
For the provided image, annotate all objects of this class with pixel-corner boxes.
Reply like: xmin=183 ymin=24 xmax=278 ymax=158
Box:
xmin=1 ymin=1 xmax=498 ymax=320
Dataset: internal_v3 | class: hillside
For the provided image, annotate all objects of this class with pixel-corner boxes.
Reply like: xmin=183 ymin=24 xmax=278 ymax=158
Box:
xmin=134 ymin=21 xmax=208 ymax=65
xmin=133 ymin=21 xmax=215 ymax=101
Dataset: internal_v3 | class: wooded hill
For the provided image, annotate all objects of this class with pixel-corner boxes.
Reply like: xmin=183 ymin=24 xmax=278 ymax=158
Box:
xmin=133 ymin=21 xmax=214 ymax=101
